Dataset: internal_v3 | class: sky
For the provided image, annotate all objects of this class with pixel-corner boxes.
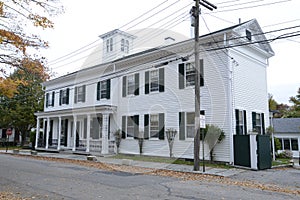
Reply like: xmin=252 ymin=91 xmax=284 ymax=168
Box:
xmin=37 ymin=0 xmax=300 ymax=105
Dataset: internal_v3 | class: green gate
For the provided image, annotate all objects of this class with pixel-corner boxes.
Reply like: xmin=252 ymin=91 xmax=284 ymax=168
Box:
xmin=257 ymin=135 xmax=272 ymax=170
xmin=234 ymin=135 xmax=251 ymax=168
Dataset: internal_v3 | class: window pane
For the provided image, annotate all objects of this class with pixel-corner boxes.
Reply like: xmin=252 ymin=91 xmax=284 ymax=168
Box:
xmin=127 ymin=116 xmax=134 ymax=137
xmin=291 ymin=139 xmax=298 ymax=151
xmin=186 ymin=112 xmax=195 ymax=138
xmin=283 ymin=139 xmax=290 ymax=150
xmin=127 ymin=75 xmax=135 ymax=95
xmin=150 ymin=70 xmax=159 ymax=92
xmin=186 ymin=63 xmax=195 ymax=87
xmin=100 ymin=81 xmax=107 ymax=99
xmin=150 ymin=114 xmax=159 ymax=138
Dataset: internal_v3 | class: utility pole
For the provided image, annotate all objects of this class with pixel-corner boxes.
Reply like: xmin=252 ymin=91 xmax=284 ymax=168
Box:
xmin=191 ymin=0 xmax=217 ymax=171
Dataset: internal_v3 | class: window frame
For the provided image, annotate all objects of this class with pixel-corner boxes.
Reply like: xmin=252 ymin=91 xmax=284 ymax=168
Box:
xmin=74 ymin=85 xmax=86 ymax=103
xmin=127 ymin=74 xmax=135 ymax=95
xmin=185 ymin=62 xmax=195 ymax=87
xmin=186 ymin=112 xmax=195 ymax=139
xmin=150 ymin=114 xmax=159 ymax=139
xmin=59 ymin=88 xmax=69 ymax=106
xmin=150 ymin=69 xmax=159 ymax=92
xmin=235 ymin=109 xmax=247 ymax=135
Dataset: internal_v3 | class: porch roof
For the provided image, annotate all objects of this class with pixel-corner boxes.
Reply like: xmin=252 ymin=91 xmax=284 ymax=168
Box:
xmin=34 ymin=105 xmax=117 ymax=118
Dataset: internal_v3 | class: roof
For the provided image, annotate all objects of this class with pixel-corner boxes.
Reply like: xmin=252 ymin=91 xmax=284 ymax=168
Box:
xmin=273 ymin=118 xmax=300 ymax=133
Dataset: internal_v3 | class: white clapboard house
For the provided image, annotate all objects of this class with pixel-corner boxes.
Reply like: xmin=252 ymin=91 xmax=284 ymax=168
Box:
xmin=35 ymin=19 xmax=274 ymax=163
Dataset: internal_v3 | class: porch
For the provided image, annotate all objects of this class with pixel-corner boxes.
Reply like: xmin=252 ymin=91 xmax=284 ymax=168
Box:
xmin=34 ymin=105 xmax=117 ymax=154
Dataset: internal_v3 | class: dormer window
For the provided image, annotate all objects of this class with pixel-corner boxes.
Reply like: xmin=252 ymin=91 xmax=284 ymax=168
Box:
xmin=106 ymin=38 xmax=113 ymax=52
xmin=121 ymin=39 xmax=129 ymax=53
xmin=246 ymin=29 xmax=252 ymax=41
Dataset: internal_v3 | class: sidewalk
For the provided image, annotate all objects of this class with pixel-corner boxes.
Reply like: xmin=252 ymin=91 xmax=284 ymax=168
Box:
xmin=1 ymin=149 xmax=246 ymax=177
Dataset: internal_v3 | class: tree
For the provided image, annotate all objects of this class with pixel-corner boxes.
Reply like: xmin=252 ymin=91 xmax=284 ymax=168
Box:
xmin=268 ymin=93 xmax=278 ymax=111
xmin=287 ymin=87 xmax=300 ymax=118
xmin=0 ymin=0 xmax=63 ymax=78
xmin=0 ymin=58 xmax=47 ymax=146
xmin=204 ymin=124 xmax=225 ymax=162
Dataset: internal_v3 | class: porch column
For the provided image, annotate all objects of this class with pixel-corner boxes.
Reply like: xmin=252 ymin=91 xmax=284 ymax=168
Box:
xmin=35 ymin=117 xmax=40 ymax=149
xmin=86 ymin=114 xmax=91 ymax=153
xmin=45 ymin=117 xmax=50 ymax=149
xmin=72 ymin=115 xmax=77 ymax=151
xmin=57 ymin=117 xmax=62 ymax=151
xmin=101 ymin=113 xmax=109 ymax=154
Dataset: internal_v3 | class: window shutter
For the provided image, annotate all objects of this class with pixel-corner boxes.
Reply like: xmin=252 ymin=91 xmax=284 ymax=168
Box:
xmin=122 ymin=76 xmax=127 ymax=97
xmin=158 ymin=113 xmax=165 ymax=140
xmin=144 ymin=114 xmax=149 ymax=139
xmin=97 ymin=82 xmax=100 ymax=100
xmin=46 ymin=93 xmax=49 ymax=108
xmin=252 ymin=112 xmax=256 ymax=131
xmin=74 ymin=87 xmax=78 ymax=103
xmin=200 ymin=59 xmax=204 ymax=87
xmin=179 ymin=112 xmax=185 ymax=140
xmin=134 ymin=73 xmax=139 ymax=96
xmin=261 ymin=113 xmax=265 ymax=135
xmin=121 ymin=116 xmax=126 ymax=139
xmin=51 ymin=91 xmax=55 ymax=106
xmin=179 ymin=63 xmax=185 ymax=89
xmin=235 ymin=109 xmax=240 ymax=135
xmin=159 ymin=68 xmax=165 ymax=92
xmin=59 ymin=90 xmax=62 ymax=105
xmin=243 ymin=110 xmax=247 ymax=134
xmin=133 ymin=115 xmax=139 ymax=139
xmin=145 ymin=71 xmax=149 ymax=94
xmin=66 ymin=88 xmax=70 ymax=105
xmin=106 ymin=79 xmax=111 ymax=99
xmin=82 ymin=85 xmax=86 ymax=102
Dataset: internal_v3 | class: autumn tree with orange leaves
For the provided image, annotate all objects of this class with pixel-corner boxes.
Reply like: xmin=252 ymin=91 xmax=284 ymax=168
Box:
xmin=0 ymin=0 xmax=63 ymax=96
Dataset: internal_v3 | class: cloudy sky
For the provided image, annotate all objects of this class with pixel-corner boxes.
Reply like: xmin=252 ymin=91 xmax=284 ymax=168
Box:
xmin=38 ymin=0 xmax=300 ymax=104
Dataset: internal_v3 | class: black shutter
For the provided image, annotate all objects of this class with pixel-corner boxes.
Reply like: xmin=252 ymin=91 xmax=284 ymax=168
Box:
xmin=121 ymin=116 xmax=126 ymax=139
xmin=159 ymin=68 xmax=165 ymax=92
xmin=243 ymin=110 xmax=247 ymax=134
xmin=133 ymin=115 xmax=139 ymax=139
xmin=74 ymin=87 xmax=78 ymax=103
xmin=261 ymin=113 xmax=265 ymax=135
xmin=252 ymin=112 xmax=256 ymax=131
xmin=200 ymin=59 xmax=204 ymax=87
xmin=134 ymin=73 xmax=139 ymax=96
xmin=106 ymin=79 xmax=111 ymax=99
xmin=179 ymin=112 xmax=185 ymax=140
xmin=145 ymin=71 xmax=149 ymax=94
xmin=45 ymin=93 xmax=49 ymax=108
xmin=51 ymin=91 xmax=55 ymax=106
xmin=122 ymin=76 xmax=127 ymax=97
xmin=158 ymin=113 xmax=165 ymax=140
xmin=66 ymin=88 xmax=70 ymax=105
xmin=59 ymin=90 xmax=62 ymax=105
xmin=82 ymin=85 xmax=86 ymax=102
xmin=179 ymin=63 xmax=185 ymax=89
xmin=235 ymin=109 xmax=240 ymax=135
xmin=97 ymin=82 xmax=100 ymax=100
xmin=144 ymin=114 xmax=149 ymax=139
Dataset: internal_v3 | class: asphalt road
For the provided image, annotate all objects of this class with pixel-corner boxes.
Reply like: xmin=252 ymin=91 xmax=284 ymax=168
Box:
xmin=0 ymin=154 xmax=299 ymax=200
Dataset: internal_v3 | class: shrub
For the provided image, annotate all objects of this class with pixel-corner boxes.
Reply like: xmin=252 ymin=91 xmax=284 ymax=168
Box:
xmin=277 ymin=150 xmax=293 ymax=159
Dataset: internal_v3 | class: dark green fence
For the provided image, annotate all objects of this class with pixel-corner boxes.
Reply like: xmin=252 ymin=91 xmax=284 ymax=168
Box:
xmin=234 ymin=135 xmax=251 ymax=168
xmin=257 ymin=135 xmax=272 ymax=170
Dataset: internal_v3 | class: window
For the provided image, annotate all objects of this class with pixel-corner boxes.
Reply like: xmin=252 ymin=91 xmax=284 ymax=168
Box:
xmin=150 ymin=114 xmax=159 ymax=138
xmin=106 ymin=38 xmax=113 ymax=52
xmin=127 ymin=75 xmax=135 ymax=95
xmin=46 ymin=91 xmax=55 ymax=107
xmin=179 ymin=111 xmax=205 ymax=140
xmin=74 ymin=85 xmax=86 ymax=103
xmin=179 ymin=60 xmax=204 ymax=89
xmin=185 ymin=63 xmax=195 ymax=87
xmin=121 ymin=39 xmax=129 ymax=53
xmin=291 ymin=139 xmax=299 ymax=151
xmin=283 ymin=139 xmax=290 ymax=150
xmin=121 ymin=115 xmax=139 ymax=138
xmin=91 ymin=116 xmax=102 ymax=140
xmin=59 ymin=88 xmax=69 ymax=105
xmin=186 ymin=112 xmax=195 ymax=138
xmin=122 ymin=74 xmax=139 ymax=97
xmin=252 ymin=112 xmax=265 ymax=134
xmin=145 ymin=68 xmax=164 ymax=94
xmin=150 ymin=70 xmax=159 ymax=92
xmin=97 ymin=80 xmax=111 ymax=100
xmin=235 ymin=110 xmax=247 ymax=135
xmin=144 ymin=113 xmax=165 ymax=140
